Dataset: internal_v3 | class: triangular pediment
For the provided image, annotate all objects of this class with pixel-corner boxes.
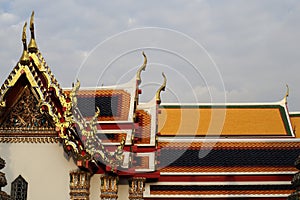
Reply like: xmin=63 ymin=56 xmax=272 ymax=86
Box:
xmin=0 ymin=74 xmax=55 ymax=136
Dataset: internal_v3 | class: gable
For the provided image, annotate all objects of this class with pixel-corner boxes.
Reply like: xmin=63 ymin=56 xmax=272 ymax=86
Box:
xmin=0 ymin=75 xmax=55 ymax=137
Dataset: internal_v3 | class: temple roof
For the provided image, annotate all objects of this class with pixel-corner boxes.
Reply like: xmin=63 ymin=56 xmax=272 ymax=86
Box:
xmin=1 ymin=12 xmax=300 ymax=184
xmin=289 ymin=112 xmax=300 ymax=138
xmin=64 ymin=78 xmax=136 ymax=122
xmin=158 ymin=100 xmax=294 ymax=137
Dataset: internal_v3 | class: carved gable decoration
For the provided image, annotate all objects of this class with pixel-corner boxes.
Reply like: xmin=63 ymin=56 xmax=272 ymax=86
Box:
xmin=0 ymin=87 xmax=55 ymax=135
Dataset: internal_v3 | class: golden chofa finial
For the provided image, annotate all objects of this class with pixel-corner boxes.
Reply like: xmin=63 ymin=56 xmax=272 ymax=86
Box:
xmin=155 ymin=72 xmax=167 ymax=104
xmin=28 ymin=11 xmax=38 ymax=53
xmin=284 ymin=84 xmax=289 ymax=103
xmin=136 ymin=51 xmax=147 ymax=85
xmin=19 ymin=22 xmax=30 ymax=65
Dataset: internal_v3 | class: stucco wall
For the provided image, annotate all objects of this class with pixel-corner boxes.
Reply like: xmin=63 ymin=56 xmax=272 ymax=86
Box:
xmin=0 ymin=143 xmax=77 ymax=199
xmin=0 ymin=143 xmax=130 ymax=200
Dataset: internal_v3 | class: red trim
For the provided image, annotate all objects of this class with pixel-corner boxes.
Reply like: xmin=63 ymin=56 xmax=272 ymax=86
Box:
xmin=131 ymin=145 xmax=157 ymax=153
xmin=97 ymin=123 xmax=136 ymax=130
xmin=144 ymin=198 xmax=287 ymax=200
xmin=98 ymin=146 xmax=157 ymax=153
xmin=158 ymin=175 xmax=293 ymax=182
xmin=117 ymin=171 xmax=160 ymax=179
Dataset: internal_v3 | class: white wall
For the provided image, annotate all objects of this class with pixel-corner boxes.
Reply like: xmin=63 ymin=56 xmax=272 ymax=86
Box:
xmin=0 ymin=142 xmax=130 ymax=200
xmin=0 ymin=143 xmax=77 ymax=200
xmin=118 ymin=183 xmax=130 ymax=200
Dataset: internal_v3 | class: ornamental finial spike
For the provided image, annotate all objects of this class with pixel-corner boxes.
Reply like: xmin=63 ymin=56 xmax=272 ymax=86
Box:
xmin=28 ymin=11 xmax=38 ymax=52
xmin=136 ymin=51 xmax=147 ymax=85
xmin=284 ymin=84 xmax=289 ymax=103
xmin=19 ymin=22 xmax=30 ymax=65
xmin=155 ymin=72 xmax=167 ymax=104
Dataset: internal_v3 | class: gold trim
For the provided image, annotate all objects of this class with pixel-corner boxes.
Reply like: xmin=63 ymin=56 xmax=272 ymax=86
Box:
xmin=7 ymin=65 xmax=44 ymax=101
xmin=29 ymin=53 xmax=46 ymax=72
xmin=0 ymin=136 xmax=59 ymax=143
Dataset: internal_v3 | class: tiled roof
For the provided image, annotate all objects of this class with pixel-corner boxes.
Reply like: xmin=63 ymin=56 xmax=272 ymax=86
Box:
xmin=97 ymin=133 xmax=127 ymax=143
xmin=135 ymin=110 xmax=151 ymax=144
xmin=159 ymin=166 xmax=296 ymax=173
xmin=158 ymin=141 xmax=300 ymax=149
xmin=135 ymin=156 xmax=150 ymax=170
xmin=289 ymin=113 xmax=300 ymax=138
xmin=158 ymin=104 xmax=293 ymax=136
xmin=64 ymin=89 xmax=131 ymax=121
xmin=159 ymin=149 xmax=299 ymax=167
xmin=149 ymin=185 xmax=293 ymax=195
xmin=158 ymin=141 xmax=300 ymax=173
xmin=135 ymin=97 xmax=159 ymax=146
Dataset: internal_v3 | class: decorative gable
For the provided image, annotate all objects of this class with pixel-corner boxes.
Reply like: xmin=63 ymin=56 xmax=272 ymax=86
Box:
xmin=0 ymin=12 xmax=163 ymax=178
xmin=0 ymin=86 xmax=54 ymax=133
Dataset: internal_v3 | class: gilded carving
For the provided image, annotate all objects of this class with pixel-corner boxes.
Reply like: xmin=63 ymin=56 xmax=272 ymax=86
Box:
xmin=100 ymin=175 xmax=119 ymax=200
xmin=128 ymin=177 xmax=146 ymax=200
xmin=0 ymin=88 xmax=53 ymax=129
xmin=69 ymin=170 xmax=91 ymax=200
xmin=0 ymin=137 xmax=59 ymax=143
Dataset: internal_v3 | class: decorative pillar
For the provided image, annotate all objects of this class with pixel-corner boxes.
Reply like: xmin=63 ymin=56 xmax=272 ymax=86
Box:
xmin=69 ymin=170 xmax=91 ymax=200
xmin=128 ymin=177 xmax=146 ymax=200
xmin=0 ymin=157 xmax=12 ymax=200
xmin=100 ymin=175 xmax=119 ymax=200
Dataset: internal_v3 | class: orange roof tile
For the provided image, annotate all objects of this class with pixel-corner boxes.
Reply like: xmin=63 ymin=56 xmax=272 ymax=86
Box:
xmin=135 ymin=110 xmax=151 ymax=144
xmin=289 ymin=113 xmax=300 ymax=138
xmin=158 ymin=105 xmax=292 ymax=136
xmin=158 ymin=141 xmax=300 ymax=149
xmin=159 ymin=166 xmax=297 ymax=173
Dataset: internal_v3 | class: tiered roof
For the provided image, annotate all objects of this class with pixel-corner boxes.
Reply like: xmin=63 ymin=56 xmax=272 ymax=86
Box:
xmin=0 ymin=12 xmax=163 ymax=177
xmin=0 ymin=11 xmax=299 ymax=200
xmin=149 ymin=97 xmax=299 ymax=199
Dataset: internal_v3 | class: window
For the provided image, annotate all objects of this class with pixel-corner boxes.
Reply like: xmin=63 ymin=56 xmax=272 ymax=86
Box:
xmin=11 ymin=175 xmax=28 ymax=200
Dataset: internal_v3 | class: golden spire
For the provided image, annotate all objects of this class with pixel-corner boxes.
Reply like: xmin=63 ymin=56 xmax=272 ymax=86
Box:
xmin=19 ymin=22 xmax=30 ymax=65
xmin=155 ymin=72 xmax=167 ymax=104
xmin=136 ymin=51 xmax=147 ymax=85
xmin=284 ymin=84 xmax=289 ymax=103
xmin=28 ymin=11 xmax=38 ymax=52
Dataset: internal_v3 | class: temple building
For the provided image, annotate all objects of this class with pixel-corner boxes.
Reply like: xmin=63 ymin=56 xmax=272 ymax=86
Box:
xmin=1 ymin=12 xmax=300 ymax=200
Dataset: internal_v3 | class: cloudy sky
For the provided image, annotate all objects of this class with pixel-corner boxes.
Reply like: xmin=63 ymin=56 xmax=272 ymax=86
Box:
xmin=0 ymin=0 xmax=300 ymax=110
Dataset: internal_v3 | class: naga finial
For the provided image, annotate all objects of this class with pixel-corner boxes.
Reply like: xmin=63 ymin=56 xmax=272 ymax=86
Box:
xmin=19 ymin=22 xmax=30 ymax=65
xmin=22 ymin=22 xmax=27 ymax=48
xmin=28 ymin=11 xmax=38 ymax=52
xmin=71 ymin=79 xmax=81 ymax=95
xmin=284 ymin=84 xmax=289 ymax=103
xmin=70 ymin=79 xmax=80 ymax=107
xmin=155 ymin=72 xmax=167 ymax=104
xmin=30 ymin=11 xmax=34 ymax=35
xmin=136 ymin=51 xmax=147 ymax=85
